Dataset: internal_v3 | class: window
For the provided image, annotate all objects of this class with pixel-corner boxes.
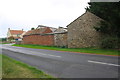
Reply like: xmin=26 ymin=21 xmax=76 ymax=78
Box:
xmin=17 ymin=34 xmax=20 ymax=37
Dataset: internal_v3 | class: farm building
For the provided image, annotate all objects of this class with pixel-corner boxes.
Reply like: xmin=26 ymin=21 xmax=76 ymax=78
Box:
xmin=23 ymin=25 xmax=67 ymax=47
xmin=23 ymin=11 xmax=103 ymax=48
xmin=23 ymin=25 xmax=55 ymax=46
xmin=54 ymin=27 xmax=67 ymax=47
xmin=67 ymin=11 xmax=103 ymax=48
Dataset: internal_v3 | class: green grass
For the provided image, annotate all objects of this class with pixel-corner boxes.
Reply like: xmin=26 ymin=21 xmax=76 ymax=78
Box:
xmin=13 ymin=44 xmax=120 ymax=56
xmin=0 ymin=43 xmax=10 ymax=44
xmin=1 ymin=54 xmax=55 ymax=78
xmin=0 ymin=54 xmax=2 ymax=78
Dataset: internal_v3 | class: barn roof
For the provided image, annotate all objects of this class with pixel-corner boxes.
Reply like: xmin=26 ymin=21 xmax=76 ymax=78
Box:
xmin=24 ymin=27 xmax=53 ymax=36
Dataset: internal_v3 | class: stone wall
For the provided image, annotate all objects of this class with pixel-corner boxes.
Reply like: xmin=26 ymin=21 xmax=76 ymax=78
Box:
xmin=23 ymin=34 xmax=54 ymax=46
xmin=67 ymin=11 xmax=103 ymax=48
xmin=54 ymin=32 xmax=67 ymax=47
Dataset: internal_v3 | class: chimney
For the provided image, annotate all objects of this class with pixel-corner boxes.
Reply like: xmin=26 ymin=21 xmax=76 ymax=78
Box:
xmin=22 ymin=29 xmax=23 ymax=31
xmin=8 ymin=28 xmax=10 ymax=30
xmin=59 ymin=26 xmax=63 ymax=29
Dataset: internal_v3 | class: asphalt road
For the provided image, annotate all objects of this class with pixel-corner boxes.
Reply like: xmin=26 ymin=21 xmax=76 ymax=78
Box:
xmin=1 ymin=44 xmax=120 ymax=78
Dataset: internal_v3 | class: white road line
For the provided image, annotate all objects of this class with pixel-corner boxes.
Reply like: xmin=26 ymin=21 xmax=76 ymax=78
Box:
xmin=28 ymin=51 xmax=61 ymax=58
xmin=88 ymin=60 xmax=120 ymax=67
xmin=47 ymin=54 xmax=61 ymax=58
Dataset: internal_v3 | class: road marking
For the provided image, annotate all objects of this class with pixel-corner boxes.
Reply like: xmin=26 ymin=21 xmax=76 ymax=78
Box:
xmin=27 ymin=51 xmax=61 ymax=58
xmin=47 ymin=54 xmax=61 ymax=58
xmin=29 ymin=51 xmax=61 ymax=58
xmin=88 ymin=60 xmax=120 ymax=67
xmin=24 ymin=50 xmax=61 ymax=58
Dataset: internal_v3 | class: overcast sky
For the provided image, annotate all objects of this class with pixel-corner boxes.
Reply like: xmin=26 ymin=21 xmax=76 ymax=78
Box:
xmin=0 ymin=0 xmax=90 ymax=38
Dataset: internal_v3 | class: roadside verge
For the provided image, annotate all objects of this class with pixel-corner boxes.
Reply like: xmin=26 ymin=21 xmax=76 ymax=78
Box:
xmin=12 ymin=44 xmax=120 ymax=57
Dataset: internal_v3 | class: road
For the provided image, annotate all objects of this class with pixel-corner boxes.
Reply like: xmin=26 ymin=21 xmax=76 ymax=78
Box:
xmin=1 ymin=44 xmax=120 ymax=78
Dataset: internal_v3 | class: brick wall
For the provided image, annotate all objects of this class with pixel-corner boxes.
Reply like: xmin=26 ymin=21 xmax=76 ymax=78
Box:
xmin=23 ymin=26 xmax=54 ymax=46
xmin=23 ymin=34 xmax=54 ymax=46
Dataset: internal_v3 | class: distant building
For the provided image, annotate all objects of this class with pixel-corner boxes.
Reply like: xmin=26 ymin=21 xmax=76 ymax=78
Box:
xmin=67 ymin=11 xmax=103 ymax=48
xmin=7 ymin=28 xmax=26 ymax=42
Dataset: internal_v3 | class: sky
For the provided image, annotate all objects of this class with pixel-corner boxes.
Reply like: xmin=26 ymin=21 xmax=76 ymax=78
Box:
xmin=0 ymin=0 xmax=90 ymax=38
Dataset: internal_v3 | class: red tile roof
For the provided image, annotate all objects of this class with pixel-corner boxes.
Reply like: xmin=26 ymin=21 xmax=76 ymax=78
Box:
xmin=10 ymin=30 xmax=25 ymax=35
xmin=24 ymin=27 xmax=52 ymax=36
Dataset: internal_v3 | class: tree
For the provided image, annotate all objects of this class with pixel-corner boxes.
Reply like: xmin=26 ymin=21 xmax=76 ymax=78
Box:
xmin=87 ymin=2 xmax=120 ymax=37
xmin=31 ymin=28 xmax=35 ymax=30
xmin=0 ymin=38 xmax=7 ymax=41
xmin=86 ymin=2 xmax=120 ymax=49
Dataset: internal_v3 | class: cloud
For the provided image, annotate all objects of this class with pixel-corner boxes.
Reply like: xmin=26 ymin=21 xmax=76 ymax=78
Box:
xmin=0 ymin=0 xmax=90 ymax=38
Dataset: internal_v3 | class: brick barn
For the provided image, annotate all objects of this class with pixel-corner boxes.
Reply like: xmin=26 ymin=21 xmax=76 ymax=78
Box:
xmin=23 ymin=25 xmax=56 ymax=46
xmin=23 ymin=25 xmax=68 ymax=47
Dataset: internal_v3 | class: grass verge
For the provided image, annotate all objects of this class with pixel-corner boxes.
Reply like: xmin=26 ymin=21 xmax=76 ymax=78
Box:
xmin=0 ymin=43 xmax=10 ymax=44
xmin=1 ymin=54 xmax=54 ymax=78
xmin=13 ymin=44 xmax=120 ymax=56
xmin=0 ymin=54 xmax=2 ymax=78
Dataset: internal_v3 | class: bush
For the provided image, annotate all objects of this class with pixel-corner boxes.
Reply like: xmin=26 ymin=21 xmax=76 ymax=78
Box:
xmin=100 ymin=37 xmax=119 ymax=49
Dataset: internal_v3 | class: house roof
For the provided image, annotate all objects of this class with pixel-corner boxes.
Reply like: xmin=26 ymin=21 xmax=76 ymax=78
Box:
xmin=10 ymin=30 xmax=25 ymax=35
xmin=49 ymin=27 xmax=57 ymax=32
xmin=24 ymin=27 xmax=53 ymax=36
xmin=66 ymin=11 xmax=103 ymax=27
xmin=36 ymin=25 xmax=57 ymax=32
